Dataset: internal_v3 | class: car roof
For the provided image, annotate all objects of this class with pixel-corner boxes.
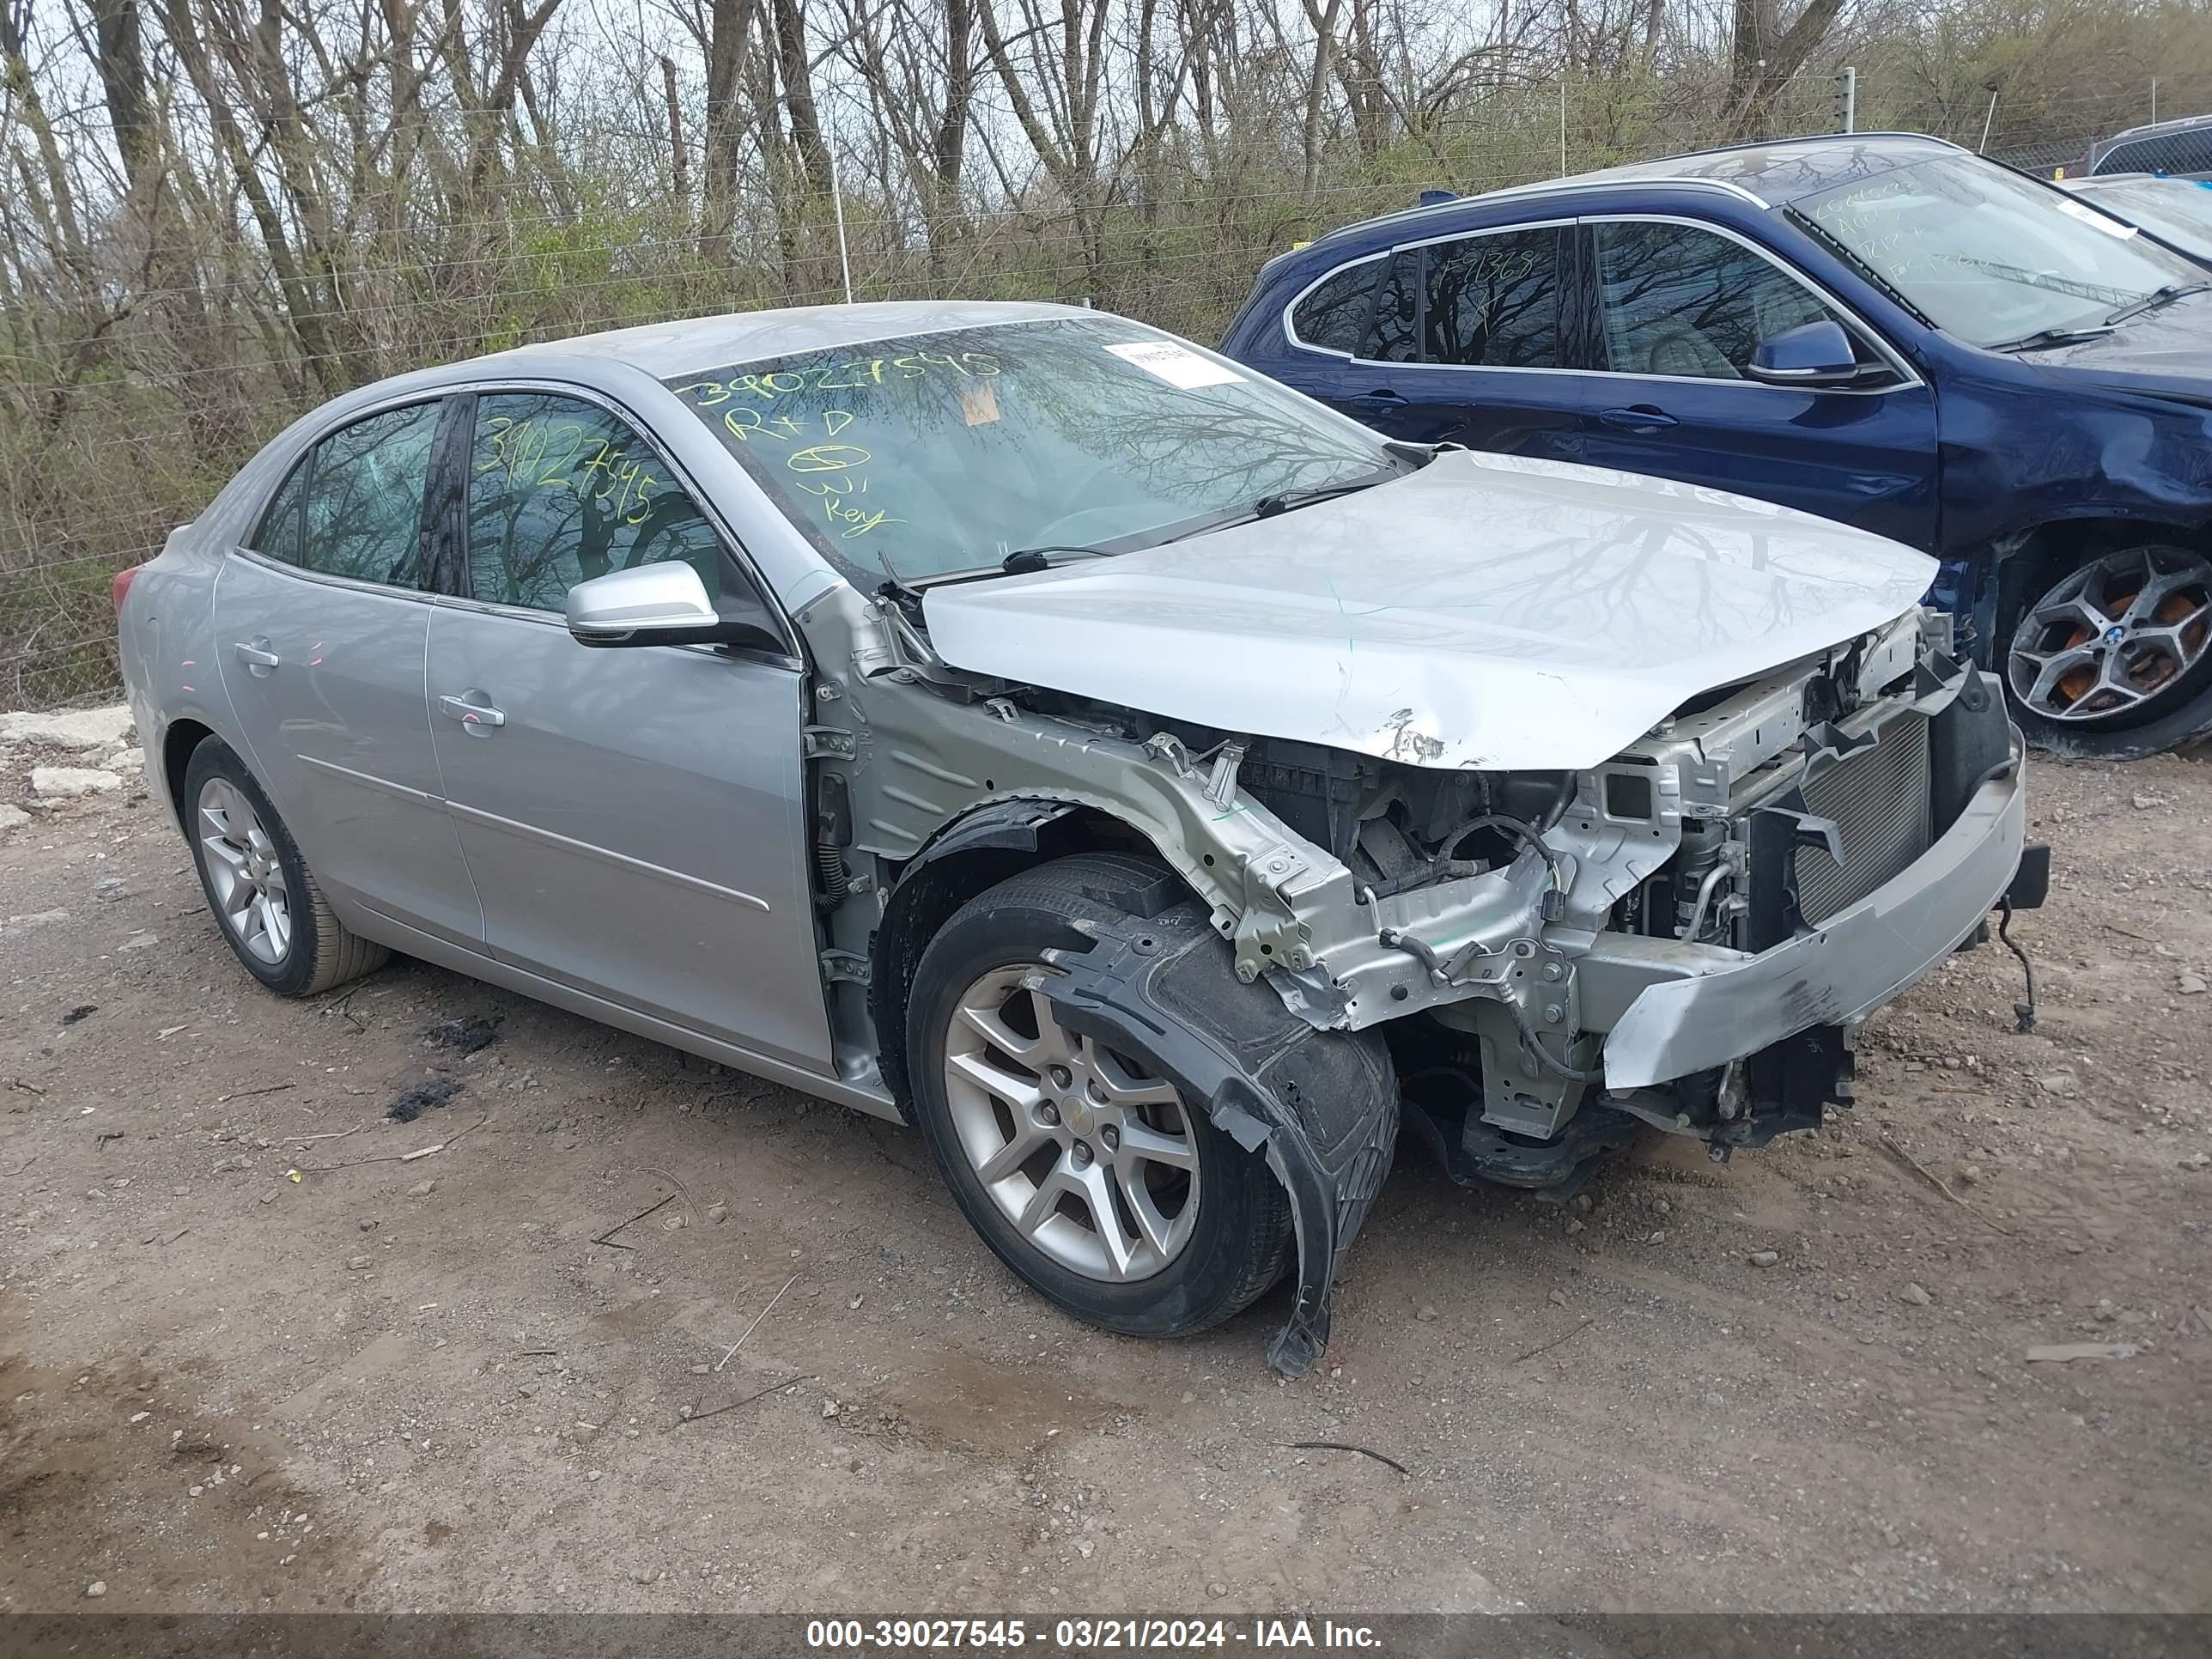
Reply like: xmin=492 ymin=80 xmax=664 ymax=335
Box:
xmin=2062 ymin=172 xmax=2201 ymax=190
xmin=478 ymin=298 xmax=1094 ymax=379
xmin=2093 ymin=113 xmax=2212 ymax=154
xmin=1297 ymin=131 xmax=1966 ymax=258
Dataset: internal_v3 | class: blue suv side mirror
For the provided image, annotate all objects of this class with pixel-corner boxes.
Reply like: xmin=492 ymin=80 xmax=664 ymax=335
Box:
xmin=1747 ymin=319 xmax=1889 ymax=388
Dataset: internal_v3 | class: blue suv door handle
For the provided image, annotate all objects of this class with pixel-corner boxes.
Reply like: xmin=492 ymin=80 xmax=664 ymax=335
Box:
xmin=1597 ymin=404 xmax=1678 ymax=433
xmin=1346 ymin=389 xmax=1409 ymax=410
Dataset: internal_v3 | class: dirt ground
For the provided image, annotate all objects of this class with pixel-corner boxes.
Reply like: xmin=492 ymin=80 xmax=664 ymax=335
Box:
xmin=1 ymin=734 xmax=2208 ymax=1618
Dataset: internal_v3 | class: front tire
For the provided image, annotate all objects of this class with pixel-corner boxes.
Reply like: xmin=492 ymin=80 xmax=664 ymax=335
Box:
xmin=183 ymin=737 xmax=389 ymax=996
xmin=906 ymin=854 xmax=1293 ymax=1338
xmin=2003 ymin=543 xmax=2212 ymax=757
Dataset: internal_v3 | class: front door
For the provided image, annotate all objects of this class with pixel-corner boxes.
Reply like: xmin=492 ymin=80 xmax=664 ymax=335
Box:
xmin=424 ymin=387 xmax=834 ymax=1072
xmin=214 ymin=398 xmax=483 ymax=946
xmin=1574 ymin=217 xmax=1940 ymax=548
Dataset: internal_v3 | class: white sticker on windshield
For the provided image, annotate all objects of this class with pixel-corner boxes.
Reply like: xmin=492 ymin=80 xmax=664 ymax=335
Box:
xmin=2056 ymin=196 xmax=2138 ymax=239
xmin=1106 ymin=340 xmax=1244 ymax=388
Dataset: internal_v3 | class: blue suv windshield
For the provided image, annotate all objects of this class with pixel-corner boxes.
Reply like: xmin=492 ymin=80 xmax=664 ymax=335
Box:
xmin=1799 ymin=155 xmax=2204 ymax=347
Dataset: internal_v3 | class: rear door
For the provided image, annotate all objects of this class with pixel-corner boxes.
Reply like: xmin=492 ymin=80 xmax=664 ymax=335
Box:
xmin=214 ymin=399 xmax=483 ymax=946
xmin=1574 ymin=216 xmax=1940 ymax=547
xmin=423 ymin=386 xmax=834 ymax=1072
xmin=1273 ymin=223 xmax=1594 ymax=463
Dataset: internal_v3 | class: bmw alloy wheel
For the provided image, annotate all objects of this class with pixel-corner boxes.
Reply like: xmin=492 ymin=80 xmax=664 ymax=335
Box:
xmin=2007 ymin=544 xmax=2212 ymax=726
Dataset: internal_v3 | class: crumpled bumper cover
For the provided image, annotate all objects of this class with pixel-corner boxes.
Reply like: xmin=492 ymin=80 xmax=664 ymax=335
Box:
xmin=1036 ymin=903 xmax=1397 ymax=1379
xmin=1602 ymin=735 xmax=2028 ymax=1091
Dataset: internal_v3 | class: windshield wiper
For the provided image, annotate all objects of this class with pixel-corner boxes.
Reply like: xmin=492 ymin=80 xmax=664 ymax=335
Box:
xmin=2104 ymin=282 xmax=2212 ymax=325
xmin=1143 ymin=460 xmax=1413 ymax=552
xmin=1000 ymin=544 xmax=1117 ymax=574
xmin=1252 ymin=476 xmax=1389 ymax=519
xmin=1988 ymin=324 xmax=2117 ymax=354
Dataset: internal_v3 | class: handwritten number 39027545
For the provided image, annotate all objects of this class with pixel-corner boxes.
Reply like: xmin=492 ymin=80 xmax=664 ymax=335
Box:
xmin=480 ymin=415 xmax=660 ymax=527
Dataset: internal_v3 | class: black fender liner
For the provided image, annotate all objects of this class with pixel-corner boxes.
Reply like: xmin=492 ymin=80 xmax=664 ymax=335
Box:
xmin=908 ymin=797 xmax=1080 ymax=865
xmin=1036 ymin=900 xmax=1398 ymax=1378
xmin=872 ymin=799 xmax=1083 ymax=1121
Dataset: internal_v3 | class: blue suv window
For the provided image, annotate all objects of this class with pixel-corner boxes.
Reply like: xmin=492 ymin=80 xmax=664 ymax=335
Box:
xmin=1594 ymin=220 xmax=1844 ymax=380
xmin=1422 ymin=228 xmax=1563 ymax=367
xmin=1290 ymin=258 xmax=1383 ymax=352
xmin=1368 ymin=250 xmax=1421 ymax=362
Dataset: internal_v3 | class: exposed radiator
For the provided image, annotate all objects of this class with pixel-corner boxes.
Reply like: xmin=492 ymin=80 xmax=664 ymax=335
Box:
xmin=1795 ymin=714 xmax=1935 ymax=925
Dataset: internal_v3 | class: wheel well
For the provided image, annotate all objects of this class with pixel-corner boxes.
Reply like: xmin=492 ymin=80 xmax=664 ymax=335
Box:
xmin=1996 ymin=518 xmax=2207 ymax=636
xmin=161 ymin=718 xmax=217 ymax=831
xmin=867 ymin=805 xmax=1164 ymax=1121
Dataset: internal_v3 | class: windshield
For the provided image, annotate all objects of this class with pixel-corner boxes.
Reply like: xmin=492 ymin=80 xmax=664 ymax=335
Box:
xmin=2073 ymin=179 xmax=2212 ymax=263
xmin=1798 ymin=155 xmax=2205 ymax=347
xmin=666 ymin=315 xmax=1400 ymax=583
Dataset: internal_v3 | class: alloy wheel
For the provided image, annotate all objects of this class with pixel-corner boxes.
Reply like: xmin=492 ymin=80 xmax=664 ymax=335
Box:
xmin=942 ymin=965 xmax=1202 ymax=1283
xmin=198 ymin=777 xmax=293 ymax=965
xmin=2007 ymin=545 xmax=2212 ymax=725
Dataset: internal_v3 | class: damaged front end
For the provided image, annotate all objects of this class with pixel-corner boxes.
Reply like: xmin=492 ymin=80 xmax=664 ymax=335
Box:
xmin=1037 ymin=901 xmax=1396 ymax=1378
xmin=812 ymin=590 xmax=2040 ymax=1375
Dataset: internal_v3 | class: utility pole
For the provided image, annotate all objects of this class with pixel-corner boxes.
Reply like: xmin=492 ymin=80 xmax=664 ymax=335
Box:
xmin=830 ymin=146 xmax=854 ymax=306
xmin=815 ymin=71 xmax=857 ymax=304
xmin=1835 ymin=66 xmax=1856 ymax=135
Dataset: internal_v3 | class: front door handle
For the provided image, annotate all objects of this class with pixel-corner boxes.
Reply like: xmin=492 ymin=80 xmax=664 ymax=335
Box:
xmin=232 ymin=639 xmax=280 ymax=677
xmin=1346 ymin=389 xmax=1409 ymax=410
xmin=438 ymin=692 xmax=507 ymax=733
xmin=1597 ymin=404 xmax=1678 ymax=433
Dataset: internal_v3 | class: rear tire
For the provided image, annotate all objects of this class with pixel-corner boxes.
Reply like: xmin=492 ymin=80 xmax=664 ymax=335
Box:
xmin=906 ymin=853 xmax=1293 ymax=1338
xmin=183 ymin=737 xmax=388 ymax=997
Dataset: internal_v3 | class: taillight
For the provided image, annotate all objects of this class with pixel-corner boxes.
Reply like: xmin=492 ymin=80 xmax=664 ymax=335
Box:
xmin=112 ymin=563 xmax=143 ymax=612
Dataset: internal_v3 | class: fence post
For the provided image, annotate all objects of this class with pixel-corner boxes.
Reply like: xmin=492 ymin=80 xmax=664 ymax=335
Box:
xmin=1835 ymin=66 xmax=1856 ymax=135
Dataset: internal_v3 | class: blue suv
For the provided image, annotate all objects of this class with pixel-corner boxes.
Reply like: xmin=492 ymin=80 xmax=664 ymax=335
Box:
xmin=1220 ymin=133 xmax=2212 ymax=757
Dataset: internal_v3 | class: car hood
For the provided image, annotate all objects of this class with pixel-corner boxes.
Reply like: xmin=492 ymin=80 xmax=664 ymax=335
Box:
xmin=921 ymin=450 xmax=1937 ymax=772
xmin=2026 ymin=295 xmax=2212 ymax=398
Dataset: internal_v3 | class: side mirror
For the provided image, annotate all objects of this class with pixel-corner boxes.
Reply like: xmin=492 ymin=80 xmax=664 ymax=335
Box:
xmin=1746 ymin=319 xmax=1890 ymax=389
xmin=564 ymin=562 xmax=782 ymax=653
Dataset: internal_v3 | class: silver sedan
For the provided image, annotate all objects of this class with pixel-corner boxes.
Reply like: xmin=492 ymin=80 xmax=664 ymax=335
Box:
xmin=116 ymin=301 xmax=2038 ymax=1371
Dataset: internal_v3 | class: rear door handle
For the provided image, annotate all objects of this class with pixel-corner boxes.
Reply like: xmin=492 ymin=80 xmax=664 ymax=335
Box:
xmin=1346 ymin=389 xmax=1409 ymax=410
xmin=232 ymin=639 xmax=280 ymax=676
xmin=438 ymin=692 xmax=507 ymax=732
xmin=1597 ymin=404 xmax=1678 ymax=432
